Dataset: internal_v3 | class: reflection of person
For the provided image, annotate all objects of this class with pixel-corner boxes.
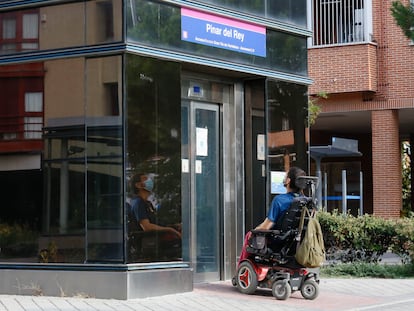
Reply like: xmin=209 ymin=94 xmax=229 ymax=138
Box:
xmin=255 ymin=166 xmax=306 ymax=230
xmin=129 ymin=173 xmax=181 ymax=238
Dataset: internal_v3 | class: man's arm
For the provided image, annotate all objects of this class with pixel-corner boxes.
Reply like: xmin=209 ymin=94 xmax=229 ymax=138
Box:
xmin=139 ymin=219 xmax=182 ymax=238
xmin=255 ymin=218 xmax=274 ymax=230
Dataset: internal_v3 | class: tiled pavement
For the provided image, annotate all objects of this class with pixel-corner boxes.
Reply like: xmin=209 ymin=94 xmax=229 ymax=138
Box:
xmin=1 ymin=278 xmax=414 ymax=310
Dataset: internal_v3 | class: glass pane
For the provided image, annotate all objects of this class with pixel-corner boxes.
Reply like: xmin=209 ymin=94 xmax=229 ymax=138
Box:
xmin=0 ymin=1 xmax=121 ymax=56
xmin=24 ymin=116 xmax=42 ymax=139
xmin=244 ymin=79 xmax=266 ymax=229
xmin=0 ymin=64 xmax=43 ymax=142
xmin=0 ymin=63 xmax=45 ymax=262
xmin=1 ymin=43 xmax=16 ymax=53
xmin=127 ymin=0 xmax=308 ymax=76
xmin=194 ymin=107 xmax=219 ymax=273
xmin=86 ymin=0 xmax=122 ymax=44
xmin=25 ymin=92 xmax=43 ymax=112
xmin=23 ymin=14 xmax=38 ymax=39
xmin=180 ymin=104 xmax=190 ymax=262
xmin=85 ymin=56 xmax=123 ymax=262
xmin=320 ymin=161 xmax=362 ymax=215
xmin=2 ymin=18 xmax=16 ymax=39
xmin=199 ymin=0 xmax=307 ymax=27
xmin=0 ymin=171 xmax=41 ymax=262
xmin=21 ymin=43 xmax=38 ymax=50
xmin=42 ymin=157 xmax=86 ymax=263
xmin=126 ymin=55 xmax=182 ymax=263
xmin=266 ymin=80 xmax=309 ymax=182
xmin=42 ymin=58 xmax=87 ymax=263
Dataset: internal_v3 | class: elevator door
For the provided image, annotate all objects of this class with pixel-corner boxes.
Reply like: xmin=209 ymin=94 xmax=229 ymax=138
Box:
xmin=182 ymin=101 xmax=221 ymax=282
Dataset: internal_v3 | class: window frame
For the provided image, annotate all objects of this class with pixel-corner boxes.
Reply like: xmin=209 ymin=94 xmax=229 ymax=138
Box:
xmin=0 ymin=9 xmax=39 ymax=53
xmin=311 ymin=0 xmax=373 ymax=47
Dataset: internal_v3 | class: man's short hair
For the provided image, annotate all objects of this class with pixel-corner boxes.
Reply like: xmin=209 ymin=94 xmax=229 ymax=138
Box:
xmin=130 ymin=173 xmax=146 ymax=194
xmin=287 ymin=166 xmax=306 ymax=192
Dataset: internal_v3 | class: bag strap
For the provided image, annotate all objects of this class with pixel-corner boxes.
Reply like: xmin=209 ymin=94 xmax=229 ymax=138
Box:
xmin=296 ymin=206 xmax=315 ymax=242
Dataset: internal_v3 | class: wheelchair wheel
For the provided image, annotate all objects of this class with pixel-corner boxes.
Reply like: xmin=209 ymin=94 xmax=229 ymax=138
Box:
xmin=236 ymin=261 xmax=258 ymax=294
xmin=272 ymin=280 xmax=291 ymax=300
xmin=301 ymin=279 xmax=319 ymax=300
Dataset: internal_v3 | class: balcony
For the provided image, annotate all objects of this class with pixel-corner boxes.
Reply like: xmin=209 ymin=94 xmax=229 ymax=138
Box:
xmin=0 ymin=115 xmax=43 ymax=153
xmin=308 ymin=43 xmax=377 ymax=95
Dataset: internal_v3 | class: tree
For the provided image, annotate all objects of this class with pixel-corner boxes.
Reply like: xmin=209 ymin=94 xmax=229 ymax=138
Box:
xmin=401 ymin=141 xmax=412 ymax=216
xmin=391 ymin=1 xmax=414 ymax=40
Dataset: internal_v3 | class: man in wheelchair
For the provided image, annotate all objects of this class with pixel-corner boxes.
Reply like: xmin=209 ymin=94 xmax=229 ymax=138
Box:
xmin=238 ymin=167 xmax=306 ymax=264
xmin=233 ymin=167 xmax=320 ymax=300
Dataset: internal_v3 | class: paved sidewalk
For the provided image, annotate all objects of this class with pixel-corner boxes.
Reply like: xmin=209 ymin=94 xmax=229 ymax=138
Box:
xmin=1 ymin=278 xmax=414 ymax=310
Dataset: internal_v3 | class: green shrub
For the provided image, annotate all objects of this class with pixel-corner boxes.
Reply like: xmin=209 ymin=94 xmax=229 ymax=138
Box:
xmin=318 ymin=211 xmax=414 ymax=264
xmin=0 ymin=223 xmax=39 ymax=257
xmin=321 ymin=262 xmax=414 ymax=278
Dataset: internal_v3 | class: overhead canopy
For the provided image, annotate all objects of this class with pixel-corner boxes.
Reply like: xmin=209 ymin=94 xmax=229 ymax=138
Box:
xmin=309 ymin=137 xmax=362 ymax=209
xmin=310 ymin=145 xmax=362 ymax=159
xmin=310 ymin=137 xmax=362 ymax=160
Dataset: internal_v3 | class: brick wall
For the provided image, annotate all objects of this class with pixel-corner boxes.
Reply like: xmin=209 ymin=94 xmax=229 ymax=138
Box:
xmin=308 ymin=44 xmax=378 ymax=95
xmin=371 ymin=110 xmax=401 ymax=218
xmin=374 ymin=0 xmax=414 ymax=101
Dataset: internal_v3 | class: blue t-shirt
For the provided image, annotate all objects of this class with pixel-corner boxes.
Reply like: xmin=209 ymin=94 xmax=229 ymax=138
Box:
xmin=129 ymin=197 xmax=156 ymax=229
xmin=267 ymin=192 xmax=301 ymax=225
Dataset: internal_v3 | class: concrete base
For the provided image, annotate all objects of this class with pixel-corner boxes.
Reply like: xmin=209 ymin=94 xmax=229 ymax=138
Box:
xmin=0 ymin=263 xmax=193 ymax=299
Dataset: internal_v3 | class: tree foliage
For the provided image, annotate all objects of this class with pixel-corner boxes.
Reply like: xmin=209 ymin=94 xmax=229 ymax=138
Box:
xmin=391 ymin=1 xmax=414 ymax=40
xmin=402 ymin=141 xmax=412 ymax=216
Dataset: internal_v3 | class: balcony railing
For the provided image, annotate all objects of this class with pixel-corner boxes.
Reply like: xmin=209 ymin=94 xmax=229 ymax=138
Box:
xmin=0 ymin=115 xmax=43 ymax=141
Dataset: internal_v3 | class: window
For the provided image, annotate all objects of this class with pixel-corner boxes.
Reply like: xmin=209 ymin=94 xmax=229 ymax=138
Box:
xmin=24 ymin=92 xmax=43 ymax=139
xmin=0 ymin=10 xmax=39 ymax=54
xmin=312 ymin=0 xmax=372 ymax=46
xmin=0 ymin=69 xmax=43 ymax=143
xmin=22 ymin=13 xmax=39 ymax=50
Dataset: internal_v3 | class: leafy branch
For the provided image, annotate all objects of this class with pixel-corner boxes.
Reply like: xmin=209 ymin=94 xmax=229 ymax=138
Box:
xmin=391 ymin=1 xmax=414 ymax=41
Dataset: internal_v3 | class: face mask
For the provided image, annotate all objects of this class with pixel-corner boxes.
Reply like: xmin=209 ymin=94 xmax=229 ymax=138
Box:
xmin=143 ymin=178 xmax=154 ymax=192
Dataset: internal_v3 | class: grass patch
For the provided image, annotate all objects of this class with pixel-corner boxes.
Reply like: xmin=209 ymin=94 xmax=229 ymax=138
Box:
xmin=320 ymin=262 xmax=414 ymax=279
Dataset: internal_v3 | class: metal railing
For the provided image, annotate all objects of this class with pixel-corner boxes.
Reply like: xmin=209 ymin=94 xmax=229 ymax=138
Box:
xmin=0 ymin=115 xmax=43 ymax=141
xmin=313 ymin=0 xmax=366 ymax=46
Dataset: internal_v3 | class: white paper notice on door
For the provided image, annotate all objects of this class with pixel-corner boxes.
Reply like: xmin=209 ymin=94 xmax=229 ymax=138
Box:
xmin=196 ymin=127 xmax=208 ymax=156
xmin=181 ymin=159 xmax=189 ymax=173
xmin=257 ymin=134 xmax=265 ymax=161
xmin=195 ymin=160 xmax=202 ymax=174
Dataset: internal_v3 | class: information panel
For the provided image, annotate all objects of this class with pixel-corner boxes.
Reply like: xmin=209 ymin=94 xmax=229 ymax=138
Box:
xmin=181 ymin=8 xmax=266 ymax=57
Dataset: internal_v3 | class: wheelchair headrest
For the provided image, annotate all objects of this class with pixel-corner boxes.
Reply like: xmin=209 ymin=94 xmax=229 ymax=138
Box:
xmin=295 ymin=176 xmax=319 ymax=190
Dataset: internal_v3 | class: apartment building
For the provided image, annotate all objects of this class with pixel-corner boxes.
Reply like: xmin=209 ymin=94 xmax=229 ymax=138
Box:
xmin=309 ymin=0 xmax=414 ymax=218
xmin=0 ymin=0 xmax=311 ymax=299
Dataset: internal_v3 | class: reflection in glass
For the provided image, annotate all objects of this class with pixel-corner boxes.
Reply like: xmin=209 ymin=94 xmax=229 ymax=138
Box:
xmin=0 ymin=62 xmax=44 ymax=263
xmin=43 ymin=130 xmax=86 ymax=263
xmin=0 ymin=9 xmax=39 ymax=54
xmin=41 ymin=56 xmax=123 ymax=264
xmin=199 ymin=0 xmax=307 ymax=27
xmin=194 ymin=107 xmax=219 ymax=274
xmin=267 ymin=80 xmax=308 ymax=174
xmin=126 ymin=54 xmax=182 ymax=263
xmin=42 ymin=56 xmax=87 ymax=263
xmin=0 ymin=0 xmax=121 ymax=56
xmin=85 ymin=56 xmax=123 ymax=262
xmin=127 ymin=0 xmax=307 ymax=76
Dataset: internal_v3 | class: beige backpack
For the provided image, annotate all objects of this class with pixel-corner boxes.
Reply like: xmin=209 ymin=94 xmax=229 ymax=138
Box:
xmin=295 ymin=207 xmax=326 ymax=268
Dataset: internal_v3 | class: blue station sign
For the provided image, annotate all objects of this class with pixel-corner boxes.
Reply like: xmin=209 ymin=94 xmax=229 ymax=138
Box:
xmin=181 ymin=8 xmax=266 ymax=57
